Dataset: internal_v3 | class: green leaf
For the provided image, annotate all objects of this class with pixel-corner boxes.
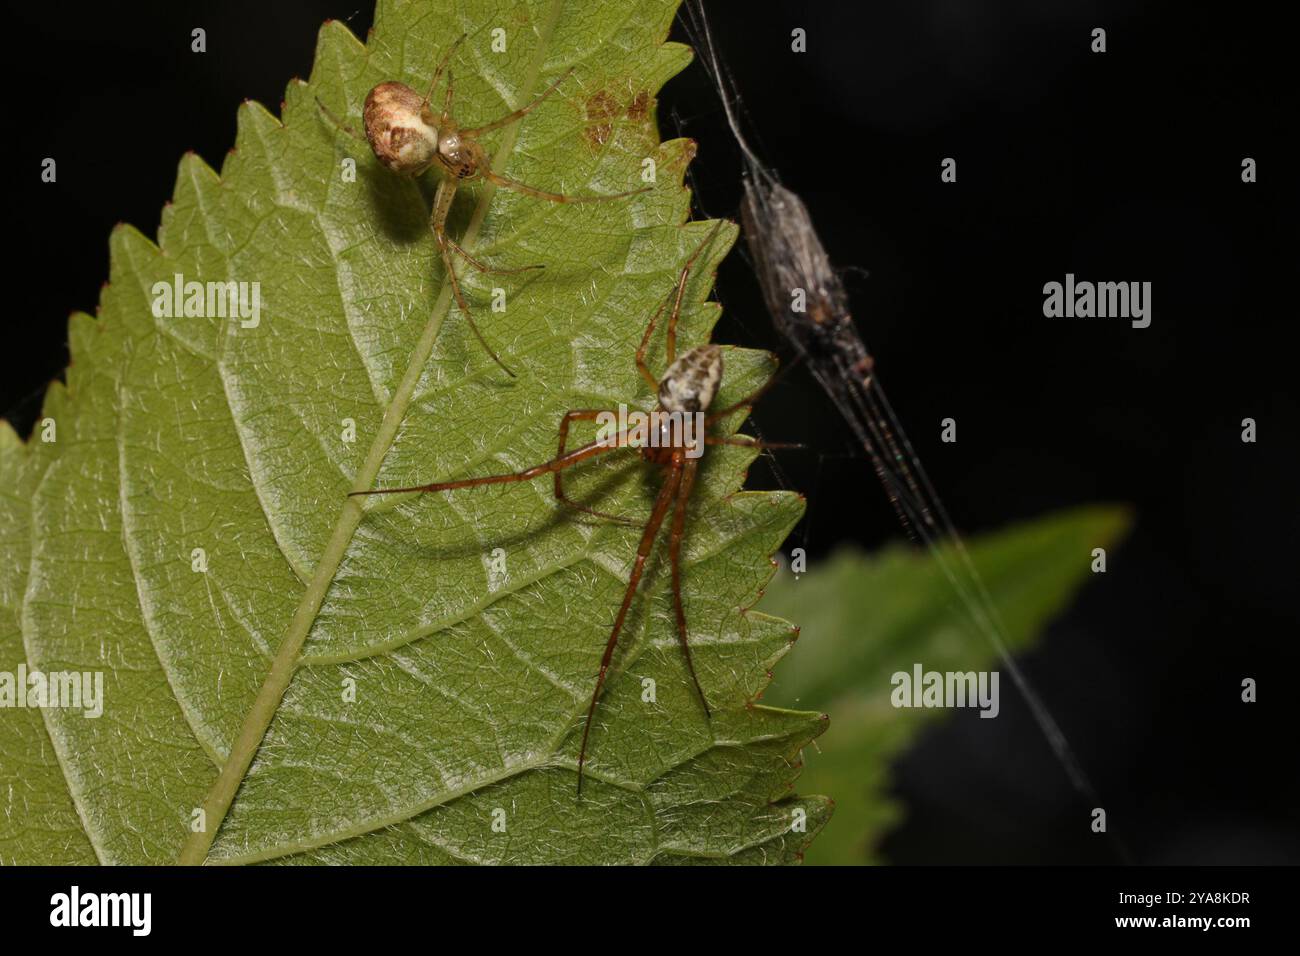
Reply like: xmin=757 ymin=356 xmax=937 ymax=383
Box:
xmin=0 ymin=0 xmax=827 ymax=865
xmin=1 ymin=415 xmax=97 ymax=865
xmin=758 ymin=505 xmax=1131 ymax=865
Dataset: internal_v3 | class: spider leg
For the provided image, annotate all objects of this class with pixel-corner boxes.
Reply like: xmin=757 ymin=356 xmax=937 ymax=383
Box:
xmin=703 ymin=361 xmax=785 ymax=426
xmin=421 ymin=33 xmax=466 ymax=115
xmin=667 ymin=458 xmax=710 ymax=718
xmin=315 ymin=97 xmax=366 ymax=144
xmin=635 ymin=296 xmax=671 ymax=390
xmin=442 ymin=233 xmax=544 ymax=276
xmin=483 ymin=169 xmax=651 ymax=205
xmin=577 ymin=458 xmax=683 ymax=796
xmin=441 ymin=68 xmax=455 ymax=124
xmin=704 ymin=436 xmax=804 ymax=451
xmin=636 ymin=220 xmax=727 ymax=385
xmin=705 ymin=352 xmax=805 ymax=427
xmin=462 ymin=67 xmax=575 ymax=136
xmin=666 ymin=220 xmax=725 ymax=364
xmin=554 ymin=411 xmax=641 ymax=526
xmin=348 ymin=427 xmax=633 ymax=497
xmin=430 ymin=178 xmax=516 ymax=378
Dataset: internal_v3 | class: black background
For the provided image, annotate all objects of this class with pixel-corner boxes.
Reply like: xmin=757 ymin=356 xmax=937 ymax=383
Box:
xmin=1 ymin=1 xmax=1294 ymax=865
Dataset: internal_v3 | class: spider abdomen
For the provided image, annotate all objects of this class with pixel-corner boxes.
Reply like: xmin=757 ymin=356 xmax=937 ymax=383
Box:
xmin=657 ymin=345 xmax=722 ymax=414
xmin=363 ymin=82 xmax=440 ymax=174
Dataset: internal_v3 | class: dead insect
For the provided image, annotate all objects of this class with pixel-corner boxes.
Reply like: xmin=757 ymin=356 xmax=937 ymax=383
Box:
xmin=319 ymin=35 xmax=650 ymax=376
xmin=349 ymin=220 xmax=794 ymax=794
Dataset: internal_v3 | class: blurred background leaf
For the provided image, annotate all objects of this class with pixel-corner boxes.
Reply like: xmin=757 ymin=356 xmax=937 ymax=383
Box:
xmin=758 ymin=504 xmax=1130 ymax=865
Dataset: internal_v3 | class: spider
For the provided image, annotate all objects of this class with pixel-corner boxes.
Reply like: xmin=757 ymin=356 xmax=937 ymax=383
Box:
xmin=318 ymin=35 xmax=650 ymax=377
xmin=349 ymin=220 xmax=795 ymax=794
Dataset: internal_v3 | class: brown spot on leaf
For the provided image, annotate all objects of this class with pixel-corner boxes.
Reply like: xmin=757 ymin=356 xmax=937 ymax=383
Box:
xmin=583 ymin=90 xmax=621 ymax=149
xmin=585 ymin=90 xmax=620 ymax=121
xmin=626 ymin=91 xmax=650 ymax=121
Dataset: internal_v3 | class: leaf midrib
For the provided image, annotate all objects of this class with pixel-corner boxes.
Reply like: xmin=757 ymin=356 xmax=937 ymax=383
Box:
xmin=176 ymin=0 xmax=567 ymax=865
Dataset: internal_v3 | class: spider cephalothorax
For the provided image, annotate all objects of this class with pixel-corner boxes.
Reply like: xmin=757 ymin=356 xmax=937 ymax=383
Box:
xmin=434 ymin=128 xmax=484 ymax=180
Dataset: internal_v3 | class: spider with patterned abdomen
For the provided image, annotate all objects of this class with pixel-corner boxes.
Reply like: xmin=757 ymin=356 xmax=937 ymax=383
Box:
xmin=317 ymin=34 xmax=650 ymax=377
xmin=348 ymin=220 xmax=798 ymax=794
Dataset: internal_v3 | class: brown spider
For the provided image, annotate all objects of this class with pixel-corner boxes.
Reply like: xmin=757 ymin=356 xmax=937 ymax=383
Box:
xmin=350 ymin=220 xmax=794 ymax=793
xmin=318 ymin=35 xmax=650 ymax=377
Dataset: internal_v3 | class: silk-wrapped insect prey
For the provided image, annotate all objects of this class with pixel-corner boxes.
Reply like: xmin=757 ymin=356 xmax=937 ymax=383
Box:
xmin=317 ymin=35 xmax=650 ymax=376
xmin=741 ymin=179 xmax=872 ymax=383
